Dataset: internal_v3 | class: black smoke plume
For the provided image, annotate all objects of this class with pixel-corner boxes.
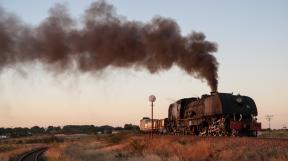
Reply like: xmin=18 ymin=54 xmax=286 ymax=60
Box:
xmin=0 ymin=1 xmax=218 ymax=91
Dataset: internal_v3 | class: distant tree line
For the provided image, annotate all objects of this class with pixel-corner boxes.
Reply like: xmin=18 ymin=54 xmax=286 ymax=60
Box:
xmin=0 ymin=124 xmax=139 ymax=138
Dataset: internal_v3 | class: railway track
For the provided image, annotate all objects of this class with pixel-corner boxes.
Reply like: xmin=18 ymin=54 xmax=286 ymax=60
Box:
xmin=18 ymin=147 xmax=48 ymax=161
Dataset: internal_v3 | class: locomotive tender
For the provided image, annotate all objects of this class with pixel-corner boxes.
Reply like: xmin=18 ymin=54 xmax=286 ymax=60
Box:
xmin=140 ymin=92 xmax=261 ymax=136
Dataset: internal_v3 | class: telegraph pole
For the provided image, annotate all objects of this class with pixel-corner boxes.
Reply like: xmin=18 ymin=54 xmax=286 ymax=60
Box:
xmin=265 ymin=115 xmax=273 ymax=136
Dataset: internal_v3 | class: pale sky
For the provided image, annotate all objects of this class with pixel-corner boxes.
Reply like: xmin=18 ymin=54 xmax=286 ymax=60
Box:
xmin=0 ymin=0 xmax=287 ymax=129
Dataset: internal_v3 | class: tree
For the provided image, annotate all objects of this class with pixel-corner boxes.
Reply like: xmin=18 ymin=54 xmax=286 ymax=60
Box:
xmin=30 ymin=126 xmax=45 ymax=134
xmin=124 ymin=124 xmax=139 ymax=131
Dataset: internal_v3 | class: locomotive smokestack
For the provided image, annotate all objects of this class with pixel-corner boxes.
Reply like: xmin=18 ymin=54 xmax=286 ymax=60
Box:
xmin=211 ymin=91 xmax=217 ymax=95
xmin=0 ymin=1 xmax=219 ymax=90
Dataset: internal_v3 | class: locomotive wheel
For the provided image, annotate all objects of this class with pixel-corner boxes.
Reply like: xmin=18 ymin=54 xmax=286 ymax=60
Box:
xmin=199 ymin=127 xmax=208 ymax=136
xmin=231 ymin=129 xmax=238 ymax=136
xmin=202 ymin=117 xmax=228 ymax=136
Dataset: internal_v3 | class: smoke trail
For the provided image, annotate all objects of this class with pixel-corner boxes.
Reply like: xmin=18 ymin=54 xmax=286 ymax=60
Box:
xmin=0 ymin=1 xmax=218 ymax=91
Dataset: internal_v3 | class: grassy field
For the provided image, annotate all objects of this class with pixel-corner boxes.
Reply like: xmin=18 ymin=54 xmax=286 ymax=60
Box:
xmin=44 ymin=133 xmax=288 ymax=161
xmin=1 ymin=132 xmax=288 ymax=161
xmin=0 ymin=135 xmax=62 ymax=161
xmin=258 ymin=130 xmax=288 ymax=138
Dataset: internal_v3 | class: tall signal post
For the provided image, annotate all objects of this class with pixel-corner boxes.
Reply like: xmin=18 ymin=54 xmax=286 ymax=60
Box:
xmin=149 ymin=95 xmax=156 ymax=137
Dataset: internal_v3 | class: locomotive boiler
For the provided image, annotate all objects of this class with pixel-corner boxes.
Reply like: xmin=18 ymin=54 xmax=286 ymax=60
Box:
xmin=140 ymin=92 xmax=261 ymax=136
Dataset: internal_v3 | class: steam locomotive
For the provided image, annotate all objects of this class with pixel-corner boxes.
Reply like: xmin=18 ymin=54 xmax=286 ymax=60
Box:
xmin=140 ymin=92 xmax=261 ymax=136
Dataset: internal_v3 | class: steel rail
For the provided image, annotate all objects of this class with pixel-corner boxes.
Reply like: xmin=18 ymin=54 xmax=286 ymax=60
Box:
xmin=18 ymin=147 xmax=48 ymax=161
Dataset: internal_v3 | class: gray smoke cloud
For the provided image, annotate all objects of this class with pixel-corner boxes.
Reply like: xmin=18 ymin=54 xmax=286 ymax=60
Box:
xmin=0 ymin=1 xmax=218 ymax=91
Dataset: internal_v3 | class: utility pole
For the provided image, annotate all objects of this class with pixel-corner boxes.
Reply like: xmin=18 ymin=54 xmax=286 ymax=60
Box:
xmin=265 ymin=115 xmax=273 ymax=136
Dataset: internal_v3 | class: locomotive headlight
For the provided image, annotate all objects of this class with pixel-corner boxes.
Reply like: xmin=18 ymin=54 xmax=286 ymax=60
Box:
xmin=236 ymin=97 xmax=242 ymax=103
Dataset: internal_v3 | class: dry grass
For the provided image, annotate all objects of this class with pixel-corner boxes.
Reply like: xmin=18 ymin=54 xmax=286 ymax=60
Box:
xmin=0 ymin=143 xmax=44 ymax=161
xmin=0 ymin=144 xmax=23 ymax=161
xmin=0 ymin=135 xmax=61 ymax=161
xmin=2 ymin=134 xmax=288 ymax=161
xmin=44 ymin=143 xmax=68 ymax=161
xmin=43 ymin=134 xmax=288 ymax=161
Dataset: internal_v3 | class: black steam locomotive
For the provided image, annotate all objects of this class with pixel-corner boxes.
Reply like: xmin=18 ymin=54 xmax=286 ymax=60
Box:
xmin=140 ymin=92 xmax=261 ymax=136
